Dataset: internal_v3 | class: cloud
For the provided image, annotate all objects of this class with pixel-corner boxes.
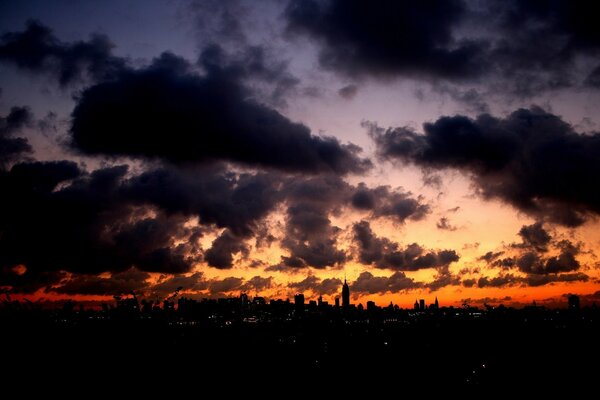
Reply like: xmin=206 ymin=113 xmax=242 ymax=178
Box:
xmin=0 ymin=20 xmax=126 ymax=86
xmin=0 ymin=268 xmax=65 ymax=294
xmin=369 ymin=107 xmax=600 ymax=226
xmin=151 ymin=272 xmax=208 ymax=296
xmin=0 ymin=106 xmax=32 ymax=168
xmin=350 ymin=271 xmax=421 ymax=295
xmin=353 ymin=220 xmax=459 ymax=270
xmin=436 ymin=217 xmax=457 ymax=231
xmin=277 ymin=176 xmax=356 ymax=270
xmin=474 ymin=271 xmax=589 ymax=288
xmin=351 ymin=183 xmax=430 ymax=223
xmin=427 ymin=265 xmax=461 ymax=291
xmin=54 ymin=268 xmax=150 ymax=296
xmin=209 ymin=276 xmax=244 ymax=294
xmin=204 ymin=229 xmax=249 ymax=269
xmin=477 ymin=274 xmax=520 ymax=288
xmin=524 ymin=272 xmax=589 ymax=287
xmin=123 ymin=165 xmax=280 ymax=237
xmin=240 ymin=275 xmax=273 ymax=292
xmin=288 ymin=275 xmax=342 ymax=295
xmin=0 ymin=161 xmax=204 ymax=284
xmin=478 ymin=251 xmax=504 ymax=263
xmin=285 ymin=0 xmax=485 ymax=81
xmin=0 ymin=154 xmax=430 ymax=291
xmin=338 ymin=84 xmax=358 ymax=100
xmin=517 ymin=222 xmax=551 ymax=252
xmin=285 ymin=1 xmax=600 ymax=96
xmin=462 ymin=278 xmax=476 ymax=288
xmin=516 ymin=246 xmax=581 ymax=275
xmin=70 ymin=52 xmax=370 ymax=174
xmin=281 ymin=202 xmax=346 ymax=269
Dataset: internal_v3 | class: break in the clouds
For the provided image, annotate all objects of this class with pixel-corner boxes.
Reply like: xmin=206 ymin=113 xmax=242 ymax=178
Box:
xmin=370 ymin=107 xmax=600 ymax=226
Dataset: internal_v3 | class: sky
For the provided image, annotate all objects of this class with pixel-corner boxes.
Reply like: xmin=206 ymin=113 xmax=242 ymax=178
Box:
xmin=1 ymin=0 xmax=600 ymax=308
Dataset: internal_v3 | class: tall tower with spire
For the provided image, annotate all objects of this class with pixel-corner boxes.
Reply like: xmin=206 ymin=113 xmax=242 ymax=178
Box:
xmin=342 ymin=278 xmax=350 ymax=308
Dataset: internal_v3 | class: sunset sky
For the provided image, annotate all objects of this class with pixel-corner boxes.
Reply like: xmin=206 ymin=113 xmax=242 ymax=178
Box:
xmin=1 ymin=0 xmax=600 ymax=308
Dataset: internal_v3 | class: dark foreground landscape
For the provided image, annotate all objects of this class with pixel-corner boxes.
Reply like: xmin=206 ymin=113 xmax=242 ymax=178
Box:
xmin=2 ymin=297 xmax=598 ymax=393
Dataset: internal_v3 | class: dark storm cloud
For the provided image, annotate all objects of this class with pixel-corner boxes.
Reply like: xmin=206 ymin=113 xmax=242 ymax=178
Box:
xmin=209 ymin=277 xmax=244 ymax=294
xmin=517 ymin=222 xmax=552 ymax=252
xmin=0 ymin=106 xmax=32 ymax=167
xmin=281 ymin=203 xmax=346 ymax=269
xmin=524 ymin=272 xmax=589 ymax=287
xmin=0 ymin=157 xmax=428 ymax=289
xmin=286 ymin=0 xmax=485 ymax=81
xmin=585 ymin=65 xmax=600 ymax=88
xmin=240 ymin=276 xmax=273 ymax=292
xmin=462 ymin=278 xmax=476 ymax=288
xmin=352 ymin=220 xmax=459 ymax=271
xmin=351 ymin=183 xmax=430 ymax=223
xmin=276 ymin=176 xmax=430 ymax=270
xmin=199 ymin=43 xmax=301 ymax=107
xmin=0 ymin=268 xmax=65 ymax=294
xmin=0 ymin=106 xmax=31 ymax=136
xmin=54 ymin=268 xmax=151 ymax=296
xmin=277 ymin=176 xmax=350 ymax=270
xmin=151 ymin=272 xmax=208 ymax=296
xmin=478 ymin=251 xmax=504 ymax=263
xmin=204 ymin=229 xmax=249 ymax=269
xmin=0 ymin=161 xmax=204 ymax=288
xmin=492 ymin=257 xmax=516 ymax=270
xmin=487 ymin=0 xmax=600 ymax=94
xmin=476 ymin=223 xmax=585 ymax=285
xmin=285 ymin=1 xmax=600 ymax=95
xmin=370 ymin=107 xmax=600 ymax=226
xmin=0 ymin=20 xmax=126 ymax=86
xmin=427 ymin=266 xmax=461 ymax=291
xmin=516 ymin=247 xmax=581 ymax=275
xmin=473 ymin=269 xmax=588 ymax=289
xmin=477 ymin=274 xmax=520 ymax=288
xmin=70 ymin=52 xmax=370 ymax=174
xmin=351 ymin=271 xmax=421 ymax=295
xmin=123 ymin=165 xmax=280 ymax=237
xmin=288 ymin=275 xmax=342 ymax=295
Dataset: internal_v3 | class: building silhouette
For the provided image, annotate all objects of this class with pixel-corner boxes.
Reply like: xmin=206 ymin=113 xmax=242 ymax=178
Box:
xmin=568 ymin=294 xmax=580 ymax=310
xmin=342 ymin=279 xmax=350 ymax=308
xmin=294 ymin=293 xmax=305 ymax=315
xmin=419 ymin=299 xmax=425 ymax=311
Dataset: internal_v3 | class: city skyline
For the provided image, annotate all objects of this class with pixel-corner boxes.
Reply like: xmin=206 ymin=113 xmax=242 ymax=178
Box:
xmin=2 ymin=1 xmax=600 ymax=309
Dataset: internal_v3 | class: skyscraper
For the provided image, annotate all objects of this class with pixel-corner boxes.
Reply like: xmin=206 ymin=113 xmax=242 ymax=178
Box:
xmin=342 ymin=279 xmax=350 ymax=308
